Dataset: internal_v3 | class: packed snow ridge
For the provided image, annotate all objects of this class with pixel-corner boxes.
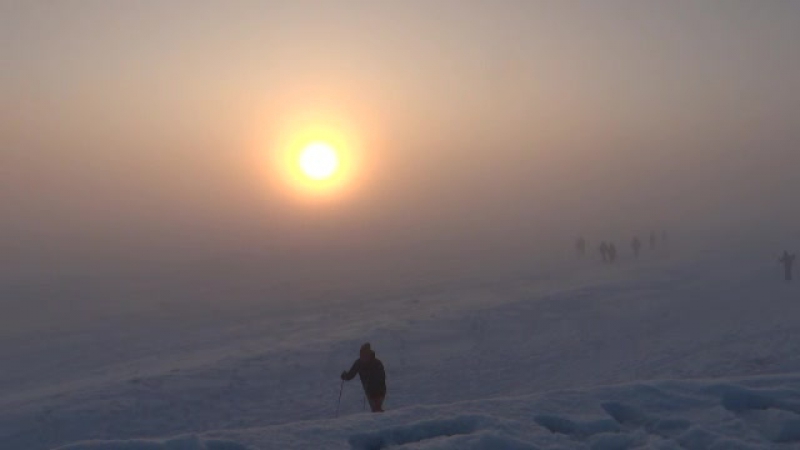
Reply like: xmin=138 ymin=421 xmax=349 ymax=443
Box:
xmin=53 ymin=375 xmax=800 ymax=449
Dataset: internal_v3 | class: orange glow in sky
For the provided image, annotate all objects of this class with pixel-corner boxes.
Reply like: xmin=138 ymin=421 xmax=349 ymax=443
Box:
xmin=257 ymin=109 xmax=367 ymax=204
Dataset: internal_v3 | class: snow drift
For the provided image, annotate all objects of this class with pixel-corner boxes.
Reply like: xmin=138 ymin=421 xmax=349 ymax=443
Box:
xmin=54 ymin=375 xmax=800 ymax=449
xmin=2 ymin=249 xmax=799 ymax=449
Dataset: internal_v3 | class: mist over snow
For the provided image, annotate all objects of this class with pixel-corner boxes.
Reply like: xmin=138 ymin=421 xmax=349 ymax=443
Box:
xmin=3 ymin=244 xmax=800 ymax=449
xmin=4 ymin=1 xmax=800 ymax=449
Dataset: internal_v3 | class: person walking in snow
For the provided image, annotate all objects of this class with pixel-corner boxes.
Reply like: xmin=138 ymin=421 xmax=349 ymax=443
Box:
xmin=649 ymin=231 xmax=657 ymax=250
xmin=779 ymin=251 xmax=796 ymax=282
xmin=608 ymin=243 xmax=618 ymax=263
xmin=599 ymin=241 xmax=609 ymax=263
xmin=341 ymin=343 xmax=387 ymax=412
xmin=631 ymin=237 xmax=642 ymax=259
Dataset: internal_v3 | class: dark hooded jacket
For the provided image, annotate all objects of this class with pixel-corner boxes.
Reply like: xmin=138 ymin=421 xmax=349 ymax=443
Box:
xmin=342 ymin=351 xmax=386 ymax=397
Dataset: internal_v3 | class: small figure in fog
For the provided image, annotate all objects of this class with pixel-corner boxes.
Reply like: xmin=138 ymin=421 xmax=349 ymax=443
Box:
xmin=608 ymin=243 xmax=618 ymax=263
xmin=779 ymin=251 xmax=796 ymax=282
xmin=576 ymin=237 xmax=587 ymax=256
xmin=599 ymin=241 xmax=609 ymax=263
xmin=631 ymin=237 xmax=642 ymax=259
xmin=649 ymin=231 xmax=657 ymax=250
xmin=341 ymin=343 xmax=387 ymax=412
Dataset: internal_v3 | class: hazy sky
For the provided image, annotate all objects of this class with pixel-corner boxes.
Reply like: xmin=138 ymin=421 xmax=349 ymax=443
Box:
xmin=3 ymin=1 xmax=800 ymax=291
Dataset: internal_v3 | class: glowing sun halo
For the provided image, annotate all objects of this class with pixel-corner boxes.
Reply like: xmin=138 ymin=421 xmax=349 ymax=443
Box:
xmin=298 ymin=142 xmax=340 ymax=181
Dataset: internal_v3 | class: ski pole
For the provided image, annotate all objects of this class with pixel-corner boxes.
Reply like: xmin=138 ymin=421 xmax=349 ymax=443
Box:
xmin=336 ymin=380 xmax=344 ymax=418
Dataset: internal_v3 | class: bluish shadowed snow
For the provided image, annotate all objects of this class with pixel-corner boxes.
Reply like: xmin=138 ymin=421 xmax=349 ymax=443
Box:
xmin=57 ymin=375 xmax=800 ymax=449
xmin=55 ymin=435 xmax=247 ymax=450
xmin=2 ymin=249 xmax=799 ymax=449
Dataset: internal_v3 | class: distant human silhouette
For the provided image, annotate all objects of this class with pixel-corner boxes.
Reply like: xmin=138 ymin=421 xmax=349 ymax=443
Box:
xmin=341 ymin=343 xmax=386 ymax=412
xmin=576 ymin=237 xmax=587 ymax=256
xmin=599 ymin=241 xmax=609 ymax=263
xmin=631 ymin=237 xmax=642 ymax=259
xmin=660 ymin=230 xmax=670 ymax=256
xmin=778 ymin=251 xmax=796 ymax=282
xmin=649 ymin=231 xmax=657 ymax=250
xmin=608 ymin=243 xmax=618 ymax=263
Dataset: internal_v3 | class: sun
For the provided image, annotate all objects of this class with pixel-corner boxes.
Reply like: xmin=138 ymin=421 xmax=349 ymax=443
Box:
xmin=298 ymin=142 xmax=340 ymax=181
xmin=259 ymin=116 xmax=364 ymax=200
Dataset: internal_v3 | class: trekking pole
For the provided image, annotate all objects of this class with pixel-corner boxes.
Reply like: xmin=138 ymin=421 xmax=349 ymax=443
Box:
xmin=336 ymin=380 xmax=344 ymax=418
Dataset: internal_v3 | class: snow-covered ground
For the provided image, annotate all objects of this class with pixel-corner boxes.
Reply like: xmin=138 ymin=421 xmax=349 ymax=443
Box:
xmin=3 ymin=246 xmax=800 ymax=449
